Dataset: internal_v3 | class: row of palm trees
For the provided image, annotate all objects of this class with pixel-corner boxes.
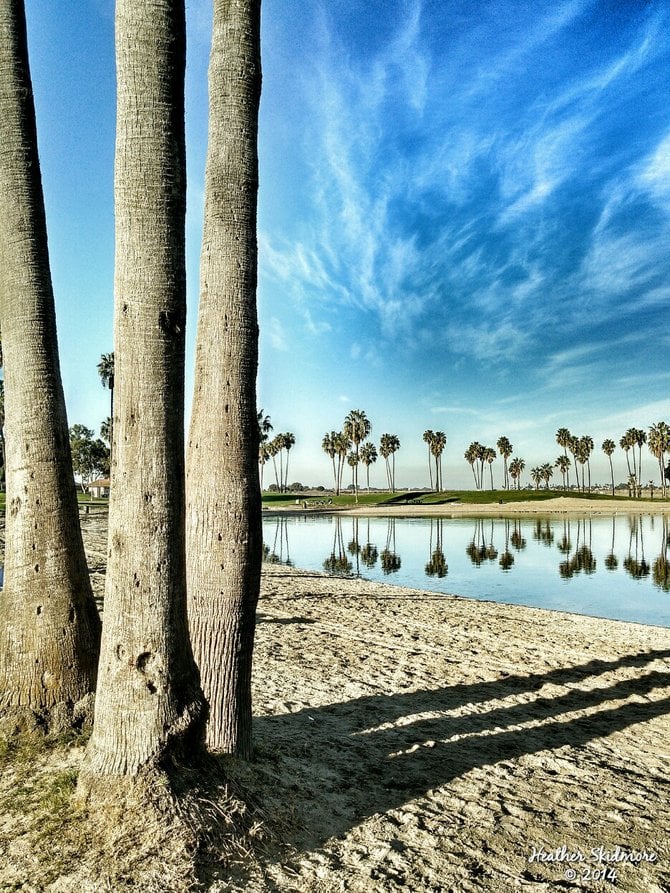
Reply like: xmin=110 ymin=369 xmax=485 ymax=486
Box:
xmin=556 ymin=426 xmax=670 ymax=497
xmin=257 ymin=411 xmax=295 ymax=492
xmin=253 ymin=399 xmax=670 ymax=497
xmin=321 ymin=410 xmax=401 ymax=496
xmin=460 ymin=425 xmax=670 ymax=496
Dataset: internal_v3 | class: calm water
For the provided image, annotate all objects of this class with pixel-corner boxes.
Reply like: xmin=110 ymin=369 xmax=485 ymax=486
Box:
xmin=263 ymin=513 xmax=670 ymax=628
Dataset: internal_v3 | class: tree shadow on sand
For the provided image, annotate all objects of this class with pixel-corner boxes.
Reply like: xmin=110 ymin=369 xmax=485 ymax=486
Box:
xmin=198 ymin=647 xmax=670 ymax=887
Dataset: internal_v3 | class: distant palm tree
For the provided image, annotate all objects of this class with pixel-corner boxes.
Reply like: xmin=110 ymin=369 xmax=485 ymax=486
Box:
xmin=431 ymin=431 xmax=447 ymax=491
xmin=347 ymin=451 xmax=360 ymax=500
xmin=359 ymin=441 xmax=378 ymax=491
xmin=509 ymin=457 xmax=522 ymax=490
xmin=257 ymin=409 xmax=272 ymax=443
xmin=516 ymin=457 xmax=526 ymax=489
xmin=464 ymin=443 xmax=479 ymax=489
xmin=258 ymin=411 xmax=273 ymax=489
xmin=601 ymin=439 xmax=616 ymax=496
xmin=483 ymin=446 xmax=496 ymax=490
xmin=555 ymin=454 xmax=570 ymax=490
xmin=334 ymin=431 xmax=351 ymax=495
xmin=556 ymin=427 xmax=571 ymax=487
xmin=388 ymin=434 xmax=400 ymax=492
xmin=575 ymin=437 xmax=590 ymax=492
xmin=344 ymin=409 xmax=371 ymax=493
xmin=268 ymin=435 xmax=281 ymax=491
xmin=281 ymin=432 xmax=295 ymax=492
xmin=322 ymin=431 xmax=338 ymax=493
xmin=581 ymin=435 xmax=594 ymax=492
xmin=540 ymin=462 xmax=553 ymax=489
xmin=648 ymin=422 xmax=670 ymax=496
xmin=530 ymin=467 xmax=542 ymax=489
xmin=620 ymin=431 xmax=634 ymax=482
xmin=98 ymin=352 xmax=115 ymax=460
xmin=423 ymin=430 xmax=435 ymax=490
xmin=258 ymin=441 xmax=271 ymax=491
xmin=568 ymin=434 xmax=580 ymax=490
xmin=496 ymin=436 xmax=512 ymax=489
xmin=634 ymin=428 xmax=647 ymax=496
xmin=379 ymin=433 xmax=400 ymax=492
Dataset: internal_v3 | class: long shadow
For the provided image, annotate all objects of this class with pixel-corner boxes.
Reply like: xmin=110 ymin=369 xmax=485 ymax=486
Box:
xmin=256 ymin=613 xmax=317 ymax=626
xmin=238 ymin=648 xmax=670 ymax=856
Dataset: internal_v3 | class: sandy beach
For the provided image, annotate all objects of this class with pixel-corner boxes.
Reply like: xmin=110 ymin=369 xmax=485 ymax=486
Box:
xmin=1 ymin=504 xmax=669 ymax=891
xmin=352 ymin=495 xmax=670 ymax=518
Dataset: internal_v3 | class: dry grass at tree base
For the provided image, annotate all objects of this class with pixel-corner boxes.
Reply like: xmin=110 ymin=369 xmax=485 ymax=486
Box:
xmin=0 ymin=508 xmax=669 ymax=891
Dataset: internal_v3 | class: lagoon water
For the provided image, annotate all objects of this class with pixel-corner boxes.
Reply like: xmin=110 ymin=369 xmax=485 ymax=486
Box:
xmin=263 ymin=513 xmax=670 ymax=628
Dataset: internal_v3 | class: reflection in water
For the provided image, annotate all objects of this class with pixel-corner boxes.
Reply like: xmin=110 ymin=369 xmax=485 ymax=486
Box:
xmin=323 ymin=516 xmax=352 ymax=575
xmin=604 ymin=517 xmax=618 ymax=570
xmin=425 ymin=518 xmax=448 ymax=578
xmin=263 ymin=516 xmax=293 ymax=566
xmin=499 ymin=519 xmax=514 ymax=572
xmin=559 ymin=518 xmax=596 ymax=579
xmin=380 ymin=518 xmax=401 ymax=575
xmin=624 ymin=516 xmax=649 ymax=580
xmin=557 ymin=519 xmax=572 ymax=555
xmin=653 ymin=518 xmax=670 ymax=591
xmin=510 ymin=520 xmax=526 ymax=552
xmin=466 ymin=519 xmax=499 ymax=566
xmin=533 ymin=519 xmax=554 ymax=546
xmin=360 ymin=518 xmax=379 ymax=568
xmin=262 ymin=512 xmax=670 ymax=625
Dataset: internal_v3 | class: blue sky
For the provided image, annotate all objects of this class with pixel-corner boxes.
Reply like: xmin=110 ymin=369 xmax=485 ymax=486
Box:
xmin=24 ymin=0 xmax=670 ymax=489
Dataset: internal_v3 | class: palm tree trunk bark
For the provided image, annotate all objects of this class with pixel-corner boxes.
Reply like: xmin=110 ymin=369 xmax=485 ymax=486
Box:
xmin=186 ymin=0 xmax=262 ymax=757
xmin=80 ymin=0 xmax=205 ymax=785
xmin=0 ymin=0 xmax=100 ymax=730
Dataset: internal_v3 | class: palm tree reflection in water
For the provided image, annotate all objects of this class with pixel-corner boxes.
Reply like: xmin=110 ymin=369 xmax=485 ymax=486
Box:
xmin=604 ymin=517 xmax=618 ymax=570
xmin=466 ymin=519 xmax=498 ymax=566
xmin=380 ymin=519 xmax=401 ymax=575
xmin=263 ymin=516 xmax=293 ymax=566
xmin=360 ymin=518 xmax=379 ymax=569
xmin=559 ymin=518 xmax=596 ymax=579
xmin=533 ymin=519 xmax=554 ymax=546
xmin=624 ymin=516 xmax=650 ymax=580
xmin=498 ymin=519 xmax=514 ymax=572
xmin=323 ymin=516 xmax=353 ymax=575
xmin=652 ymin=517 xmax=670 ymax=591
xmin=261 ymin=513 xmax=670 ymax=612
xmin=425 ymin=519 xmax=448 ymax=578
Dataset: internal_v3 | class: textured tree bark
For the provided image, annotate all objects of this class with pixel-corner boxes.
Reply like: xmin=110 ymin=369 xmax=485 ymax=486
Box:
xmin=0 ymin=0 xmax=101 ymax=731
xmin=80 ymin=0 xmax=205 ymax=783
xmin=186 ymin=0 xmax=262 ymax=757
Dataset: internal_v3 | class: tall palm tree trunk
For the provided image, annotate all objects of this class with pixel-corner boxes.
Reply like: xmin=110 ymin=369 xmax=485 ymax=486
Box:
xmin=0 ymin=0 xmax=100 ymax=729
xmin=186 ymin=0 xmax=262 ymax=757
xmin=81 ymin=0 xmax=205 ymax=784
